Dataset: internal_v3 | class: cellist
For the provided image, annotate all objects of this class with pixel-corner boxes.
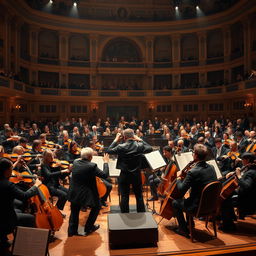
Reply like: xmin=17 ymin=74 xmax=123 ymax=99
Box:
xmin=219 ymin=153 xmax=256 ymax=231
xmin=0 ymin=157 xmax=41 ymax=248
xmin=172 ymin=144 xmax=218 ymax=238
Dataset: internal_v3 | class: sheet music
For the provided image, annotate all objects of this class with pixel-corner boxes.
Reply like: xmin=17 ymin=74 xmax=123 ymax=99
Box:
xmin=92 ymin=156 xmax=120 ymax=177
xmin=206 ymin=159 xmax=223 ymax=180
xmin=175 ymin=152 xmax=193 ymax=171
xmin=144 ymin=150 xmax=166 ymax=170
xmin=12 ymin=226 xmax=49 ymax=256
xmin=174 ymin=152 xmax=222 ymax=179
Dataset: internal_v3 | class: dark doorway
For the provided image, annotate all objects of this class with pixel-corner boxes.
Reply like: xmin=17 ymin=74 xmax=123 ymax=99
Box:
xmin=107 ymin=106 xmax=138 ymax=121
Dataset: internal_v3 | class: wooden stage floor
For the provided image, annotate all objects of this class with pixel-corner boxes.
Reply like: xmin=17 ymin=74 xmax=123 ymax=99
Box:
xmin=48 ymin=186 xmax=256 ymax=256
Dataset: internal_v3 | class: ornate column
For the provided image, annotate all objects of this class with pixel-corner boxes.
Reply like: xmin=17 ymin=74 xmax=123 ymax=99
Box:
xmin=3 ymin=13 xmax=11 ymax=72
xmin=29 ymin=25 xmax=39 ymax=63
xmin=197 ymin=31 xmax=207 ymax=65
xmin=145 ymin=36 xmax=154 ymax=68
xmin=89 ymin=34 xmax=99 ymax=67
xmin=242 ymin=18 xmax=251 ymax=74
xmin=172 ymin=74 xmax=180 ymax=89
xmin=223 ymin=25 xmax=231 ymax=62
xmin=171 ymin=34 xmax=180 ymax=67
xmin=13 ymin=19 xmax=22 ymax=74
xmin=59 ymin=31 xmax=69 ymax=65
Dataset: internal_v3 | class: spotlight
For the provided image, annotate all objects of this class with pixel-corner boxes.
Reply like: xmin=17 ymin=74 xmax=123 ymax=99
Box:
xmin=73 ymin=2 xmax=77 ymax=7
xmin=196 ymin=5 xmax=199 ymax=9
xmin=49 ymin=0 xmax=53 ymax=3
xmin=175 ymin=6 xmax=179 ymax=10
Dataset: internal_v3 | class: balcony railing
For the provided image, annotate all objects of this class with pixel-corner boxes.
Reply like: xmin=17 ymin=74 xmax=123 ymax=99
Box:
xmin=0 ymin=76 xmax=255 ymax=99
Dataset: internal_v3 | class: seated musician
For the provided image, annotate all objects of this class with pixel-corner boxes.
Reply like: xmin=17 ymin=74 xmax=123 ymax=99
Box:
xmin=175 ymin=139 xmax=188 ymax=154
xmin=0 ymin=128 xmax=19 ymax=153
xmin=147 ymin=146 xmax=174 ymax=201
xmin=40 ymin=149 xmax=70 ymax=214
xmin=27 ymin=140 xmax=42 ymax=173
xmin=18 ymin=137 xmax=31 ymax=152
xmin=0 ymin=145 xmax=4 ymax=158
xmin=68 ymin=148 xmax=110 ymax=237
xmin=63 ymin=141 xmax=81 ymax=163
xmin=212 ymin=138 xmax=230 ymax=176
xmin=235 ymin=131 xmax=248 ymax=154
xmin=220 ymin=153 xmax=256 ymax=231
xmin=0 ymin=158 xmax=41 ymax=248
xmin=172 ymin=144 xmax=218 ymax=237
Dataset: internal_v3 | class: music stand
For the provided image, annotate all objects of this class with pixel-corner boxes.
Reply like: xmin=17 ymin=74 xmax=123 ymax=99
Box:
xmin=12 ymin=226 xmax=50 ymax=256
xmin=144 ymin=151 xmax=167 ymax=214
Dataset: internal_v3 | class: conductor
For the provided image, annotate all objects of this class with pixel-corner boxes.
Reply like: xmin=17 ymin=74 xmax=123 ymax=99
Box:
xmin=107 ymin=128 xmax=153 ymax=213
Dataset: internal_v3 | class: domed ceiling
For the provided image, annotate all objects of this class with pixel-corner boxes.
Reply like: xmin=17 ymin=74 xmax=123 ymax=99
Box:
xmin=25 ymin=0 xmax=239 ymax=21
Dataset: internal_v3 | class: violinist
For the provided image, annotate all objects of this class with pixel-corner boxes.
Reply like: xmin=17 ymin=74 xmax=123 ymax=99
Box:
xmin=220 ymin=153 xmax=256 ymax=231
xmin=0 ymin=157 xmax=41 ymax=248
xmin=0 ymin=128 xmax=19 ymax=153
xmin=175 ymin=140 xmax=188 ymax=154
xmin=27 ymin=140 xmax=43 ymax=173
xmin=63 ymin=141 xmax=81 ymax=163
xmin=172 ymin=144 xmax=218 ymax=238
xmin=18 ymin=137 xmax=31 ymax=152
xmin=40 ymin=149 xmax=70 ymax=214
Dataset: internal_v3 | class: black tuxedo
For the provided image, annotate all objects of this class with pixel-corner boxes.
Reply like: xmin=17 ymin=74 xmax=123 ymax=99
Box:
xmin=107 ymin=139 xmax=152 ymax=213
xmin=0 ymin=178 xmax=38 ymax=243
xmin=212 ymin=146 xmax=230 ymax=176
xmin=68 ymin=159 xmax=109 ymax=235
xmin=172 ymin=161 xmax=218 ymax=232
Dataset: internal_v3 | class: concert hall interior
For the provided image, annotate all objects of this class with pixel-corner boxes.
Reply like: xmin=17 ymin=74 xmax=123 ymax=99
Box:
xmin=0 ymin=0 xmax=256 ymax=255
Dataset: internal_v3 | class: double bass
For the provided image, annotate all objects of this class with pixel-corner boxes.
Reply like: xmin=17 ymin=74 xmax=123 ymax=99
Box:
xmin=159 ymin=160 xmax=196 ymax=220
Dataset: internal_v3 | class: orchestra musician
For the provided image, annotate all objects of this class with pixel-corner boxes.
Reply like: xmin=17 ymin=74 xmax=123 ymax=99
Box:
xmin=219 ymin=153 xmax=256 ymax=231
xmin=40 ymin=149 xmax=70 ymax=214
xmin=147 ymin=145 xmax=174 ymax=201
xmin=0 ymin=157 xmax=41 ymax=248
xmin=172 ymin=144 xmax=218 ymax=238
xmin=107 ymin=128 xmax=153 ymax=213
xmin=68 ymin=148 xmax=110 ymax=237
xmin=0 ymin=128 xmax=19 ymax=153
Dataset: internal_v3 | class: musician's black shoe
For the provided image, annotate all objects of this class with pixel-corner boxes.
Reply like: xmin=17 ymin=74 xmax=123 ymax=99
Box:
xmin=68 ymin=232 xmax=79 ymax=237
xmin=84 ymin=224 xmax=100 ymax=236
xmin=173 ymin=228 xmax=190 ymax=239
xmin=147 ymin=196 xmax=158 ymax=201
xmin=218 ymin=223 xmax=236 ymax=232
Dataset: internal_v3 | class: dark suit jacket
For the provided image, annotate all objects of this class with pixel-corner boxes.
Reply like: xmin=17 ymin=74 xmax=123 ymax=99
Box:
xmin=68 ymin=159 xmax=109 ymax=207
xmin=107 ymin=139 xmax=152 ymax=172
xmin=41 ymin=164 xmax=65 ymax=189
xmin=176 ymin=161 xmax=218 ymax=212
xmin=0 ymin=178 xmax=38 ymax=234
xmin=238 ymin=165 xmax=256 ymax=215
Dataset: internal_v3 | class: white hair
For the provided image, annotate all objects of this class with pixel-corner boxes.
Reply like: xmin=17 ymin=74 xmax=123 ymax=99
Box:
xmin=80 ymin=147 xmax=93 ymax=160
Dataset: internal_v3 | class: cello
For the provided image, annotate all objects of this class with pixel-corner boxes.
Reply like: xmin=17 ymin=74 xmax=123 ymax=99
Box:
xmin=159 ymin=160 xmax=196 ymax=220
xmin=30 ymin=184 xmax=63 ymax=231
xmin=157 ymin=161 xmax=178 ymax=196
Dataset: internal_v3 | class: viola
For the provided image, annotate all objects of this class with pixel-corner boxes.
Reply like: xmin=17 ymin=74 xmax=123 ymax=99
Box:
xmin=10 ymin=170 xmax=37 ymax=184
xmin=246 ymin=140 xmax=256 ymax=153
xmin=3 ymin=153 xmax=41 ymax=162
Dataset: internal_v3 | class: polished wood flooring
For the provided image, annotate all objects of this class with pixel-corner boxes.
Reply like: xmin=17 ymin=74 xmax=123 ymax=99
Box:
xmin=48 ymin=186 xmax=256 ymax=256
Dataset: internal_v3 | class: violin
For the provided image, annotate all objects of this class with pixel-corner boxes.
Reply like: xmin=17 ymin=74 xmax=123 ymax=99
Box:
xmin=227 ymin=151 xmax=240 ymax=161
xmin=246 ymin=140 xmax=256 ymax=153
xmin=51 ymin=159 xmax=70 ymax=169
xmin=95 ymin=142 xmax=104 ymax=151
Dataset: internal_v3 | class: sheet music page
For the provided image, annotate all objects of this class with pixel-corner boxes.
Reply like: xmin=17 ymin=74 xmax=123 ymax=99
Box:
xmin=92 ymin=156 xmax=120 ymax=177
xmin=175 ymin=152 xmax=193 ymax=171
xmin=144 ymin=150 xmax=166 ymax=170
xmin=13 ymin=227 xmax=49 ymax=256
xmin=206 ymin=159 xmax=223 ymax=179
